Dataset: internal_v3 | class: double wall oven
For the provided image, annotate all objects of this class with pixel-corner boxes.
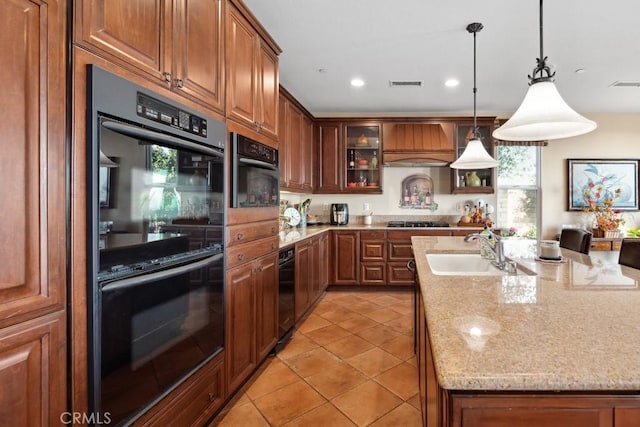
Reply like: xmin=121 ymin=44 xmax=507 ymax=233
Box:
xmin=86 ymin=66 xmax=226 ymax=425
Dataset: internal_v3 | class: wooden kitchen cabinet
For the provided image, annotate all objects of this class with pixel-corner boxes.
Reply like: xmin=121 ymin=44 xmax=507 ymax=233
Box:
xmin=315 ymin=122 xmax=343 ymax=193
xmin=295 ymin=234 xmax=327 ymax=321
xmin=0 ymin=0 xmax=67 ymax=424
xmin=345 ymin=123 xmax=383 ymax=193
xmin=279 ymin=90 xmax=313 ymax=191
xmin=451 ymin=119 xmax=497 ymax=194
xmin=226 ymin=1 xmax=280 ymax=140
xmin=225 ymin=251 xmax=278 ymax=392
xmin=332 ymin=231 xmax=360 ymax=284
xmin=76 ymin=0 xmax=225 ymax=114
xmin=361 ymin=231 xmax=387 ymax=284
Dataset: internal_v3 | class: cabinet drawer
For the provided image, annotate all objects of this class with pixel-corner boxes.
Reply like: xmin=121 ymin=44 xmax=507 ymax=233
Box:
xmin=226 ymin=220 xmax=279 ymax=247
xmin=361 ymin=230 xmax=386 ymax=240
xmin=136 ymin=353 xmax=225 ymax=426
xmin=227 ymin=236 xmax=278 ymax=268
xmin=387 ymin=262 xmax=415 ymax=284
xmin=361 ymin=240 xmax=386 ymax=261
xmin=360 ymin=262 xmax=386 ymax=284
xmin=388 ymin=241 xmax=413 ymax=260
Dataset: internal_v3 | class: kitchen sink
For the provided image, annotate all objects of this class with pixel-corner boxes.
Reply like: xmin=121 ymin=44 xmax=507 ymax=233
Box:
xmin=425 ymin=253 xmax=533 ymax=276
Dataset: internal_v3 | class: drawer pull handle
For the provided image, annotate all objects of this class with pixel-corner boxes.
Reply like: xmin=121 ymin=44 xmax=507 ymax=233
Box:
xmin=237 ymin=233 xmax=244 ymax=240
xmin=238 ymin=254 xmax=244 ymax=261
xmin=208 ymin=392 xmax=216 ymax=402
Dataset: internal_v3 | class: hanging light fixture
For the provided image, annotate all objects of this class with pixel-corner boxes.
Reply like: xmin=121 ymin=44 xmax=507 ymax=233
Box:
xmin=451 ymin=22 xmax=498 ymax=170
xmin=99 ymin=149 xmax=118 ymax=168
xmin=492 ymin=0 xmax=596 ymax=141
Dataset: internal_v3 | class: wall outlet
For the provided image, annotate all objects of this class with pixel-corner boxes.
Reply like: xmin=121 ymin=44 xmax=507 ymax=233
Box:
xmin=363 ymin=202 xmax=370 ymax=211
xmin=322 ymin=203 xmax=329 ymax=212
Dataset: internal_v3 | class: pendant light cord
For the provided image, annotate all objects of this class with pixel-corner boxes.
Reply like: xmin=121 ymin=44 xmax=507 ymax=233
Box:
xmin=530 ymin=0 xmax=555 ymax=84
xmin=466 ymin=22 xmax=483 ymax=140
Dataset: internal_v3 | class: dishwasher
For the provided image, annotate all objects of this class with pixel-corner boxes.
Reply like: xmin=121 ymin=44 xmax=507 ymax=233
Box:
xmin=275 ymin=247 xmax=295 ymax=352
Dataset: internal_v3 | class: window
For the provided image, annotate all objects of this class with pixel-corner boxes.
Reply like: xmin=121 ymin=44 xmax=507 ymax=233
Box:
xmin=496 ymin=146 xmax=541 ymax=239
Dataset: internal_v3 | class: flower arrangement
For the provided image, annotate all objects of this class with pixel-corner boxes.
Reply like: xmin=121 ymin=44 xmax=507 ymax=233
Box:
xmin=583 ymin=189 xmax=625 ymax=232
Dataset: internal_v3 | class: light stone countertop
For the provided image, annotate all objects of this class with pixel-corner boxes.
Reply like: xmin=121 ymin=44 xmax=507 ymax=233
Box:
xmin=412 ymin=236 xmax=640 ymax=391
xmin=278 ymin=223 xmax=483 ymax=249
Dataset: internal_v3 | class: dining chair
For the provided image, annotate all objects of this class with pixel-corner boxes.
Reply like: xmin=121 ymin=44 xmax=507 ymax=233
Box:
xmin=618 ymin=239 xmax=640 ymax=269
xmin=559 ymin=228 xmax=593 ymax=254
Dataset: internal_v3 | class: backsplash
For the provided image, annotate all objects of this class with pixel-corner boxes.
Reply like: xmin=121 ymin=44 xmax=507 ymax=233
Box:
xmin=281 ymin=166 xmax=497 ymax=225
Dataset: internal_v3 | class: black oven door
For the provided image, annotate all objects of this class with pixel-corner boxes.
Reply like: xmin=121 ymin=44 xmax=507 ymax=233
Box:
xmin=97 ymin=253 xmax=224 ymax=425
xmin=231 ymin=133 xmax=279 ymax=208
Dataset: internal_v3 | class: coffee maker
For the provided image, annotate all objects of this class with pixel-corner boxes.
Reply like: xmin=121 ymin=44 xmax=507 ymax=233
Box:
xmin=330 ymin=203 xmax=349 ymax=225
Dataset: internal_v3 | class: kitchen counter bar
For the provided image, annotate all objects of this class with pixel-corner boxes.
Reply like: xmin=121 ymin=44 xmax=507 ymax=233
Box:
xmin=412 ymin=236 xmax=640 ymax=391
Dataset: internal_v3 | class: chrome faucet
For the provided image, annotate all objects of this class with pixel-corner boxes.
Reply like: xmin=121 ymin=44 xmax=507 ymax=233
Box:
xmin=464 ymin=229 xmax=508 ymax=270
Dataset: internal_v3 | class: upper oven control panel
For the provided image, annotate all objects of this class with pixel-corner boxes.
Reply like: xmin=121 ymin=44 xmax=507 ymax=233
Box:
xmin=136 ymin=92 xmax=208 ymax=138
xmin=236 ymin=134 xmax=278 ymax=165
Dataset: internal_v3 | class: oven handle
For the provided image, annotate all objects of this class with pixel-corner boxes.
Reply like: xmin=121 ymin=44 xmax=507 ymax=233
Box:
xmin=101 ymin=253 xmax=223 ymax=293
xmin=100 ymin=118 xmax=224 ymax=159
xmin=238 ymin=157 xmax=278 ymax=171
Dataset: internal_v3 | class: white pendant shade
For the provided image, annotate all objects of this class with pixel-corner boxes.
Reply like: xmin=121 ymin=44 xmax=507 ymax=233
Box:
xmin=450 ymin=139 xmax=498 ymax=169
xmin=493 ymin=81 xmax=597 ymax=141
xmin=99 ymin=150 xmax=118 ymax=168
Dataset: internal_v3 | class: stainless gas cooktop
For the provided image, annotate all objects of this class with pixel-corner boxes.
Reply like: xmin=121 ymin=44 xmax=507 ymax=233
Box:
xmin=387 ymin=221 xmax=450 ymax=228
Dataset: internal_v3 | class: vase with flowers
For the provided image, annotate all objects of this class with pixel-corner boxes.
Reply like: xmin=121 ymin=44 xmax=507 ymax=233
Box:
xmin=584 ymin=190 xmax=625 ymax=238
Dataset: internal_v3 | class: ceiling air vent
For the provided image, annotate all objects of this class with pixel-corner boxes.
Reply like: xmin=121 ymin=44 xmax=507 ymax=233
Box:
xmin=389 ymin=80 xmax=423 ymax=87
xmin=610 ymin=81 xmax=640 ymax=88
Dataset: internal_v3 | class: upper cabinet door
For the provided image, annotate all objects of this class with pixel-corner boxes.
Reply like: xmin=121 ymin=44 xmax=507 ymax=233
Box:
xmin=226 ymin=1 xmax=280 ymax=140
xmin=0 ymin=0 xmax=66 ymax=326
xmin=76 ymin=0 xmax=225 ymax=113
xmin=173 ymin=0 xmax=225 ymax=113
xmin=76 ymin=0 xmax=171 ymax=82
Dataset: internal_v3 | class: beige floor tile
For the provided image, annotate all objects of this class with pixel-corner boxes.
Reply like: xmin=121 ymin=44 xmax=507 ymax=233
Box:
xmin=285 ymin=347 xmax=343 ymax=378
xmin=388 ymin=302 xmax=413 ymax=316
xmin=212 ymin=401 xmax=270 ymax=426
xmin=283 ymin=403 xmax=356 ymax=427
xmin=275 ymin=333 xmax=320 ymax=361
xmin=346 ymin=347 xmax=402 ymax=377
xmin=374 ymin=362 xmax=419 ymax=400
xmin=379 ymin=334 xmax=414 ymax=361
xmin=331 ymin=380 xmax=402 ymax=426
xmin=369 ymin=402 xmax=422 ymax=427
xmin=305 ymin=324 xmax=353 ymax=346
xmin=324 ymin=334 xmax=376 ymax=360
xmin=317 ymin=306 xmax=360 ymax=323
xmin=356 ymin=323 xmax=401 ymax=346
xmin=253 ymin=380 xmax=325 ymax=426
xmin=245 ymin=358 xmax=301 ymax=400
xmin=305 ymin=361 xmax=368 ymax=399
xmin=407 ymin=393 xmax=421 ymax=411
xmin=336 ymin=314 xmax=379 ymax=333
xmin=363 ymin=307 xmax=404 ymax=324
xmin=296 ymin=314 xmax=332 ymax=334
xmin=383 ymin=315 xmax=413 ymax=335
xmin=344 ymin=300 xmax=384 ymax=315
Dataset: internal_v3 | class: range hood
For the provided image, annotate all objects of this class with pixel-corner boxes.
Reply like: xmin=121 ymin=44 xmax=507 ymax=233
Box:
xmin=382 ymin=123 xmax=455 ymax=167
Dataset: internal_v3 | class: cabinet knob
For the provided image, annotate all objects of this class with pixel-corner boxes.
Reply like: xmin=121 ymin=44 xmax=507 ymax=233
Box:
xmin=163 ymin=72 xmax=172 ymax=82
xmin=237 ymin=233 xmax=244 ymax=240
xmin=271 ymin=243 xmax=276 ymax=250
xmin=208 ymin=392 xmax=216 ymax=402
xmin=175 ymin=78 xmax=184 ymax=88
xmin=238 ymin=253 xmax=244 ymax=261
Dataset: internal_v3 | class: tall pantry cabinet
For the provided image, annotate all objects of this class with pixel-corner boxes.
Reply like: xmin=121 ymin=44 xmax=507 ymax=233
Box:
xmin=0 ymin=0 xmax=67 ymax=425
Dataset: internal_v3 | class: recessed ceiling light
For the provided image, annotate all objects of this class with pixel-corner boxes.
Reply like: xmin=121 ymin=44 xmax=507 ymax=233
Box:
xmin=445 ymin=79 xmax=460 ymax=87
xmin=350 ymin=78 xmax=365 ymax=87
xmin=318 ymin=68 xmax=328 ymax=74
xmin=574 ymin=68 xmax=586 ymax=74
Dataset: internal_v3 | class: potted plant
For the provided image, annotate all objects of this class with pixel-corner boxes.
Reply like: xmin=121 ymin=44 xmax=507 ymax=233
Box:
xmin=584 ymin=190 xmax=625 ymax=238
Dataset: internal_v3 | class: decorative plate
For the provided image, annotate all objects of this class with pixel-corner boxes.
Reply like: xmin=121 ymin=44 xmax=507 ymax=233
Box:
xmin=284 ymin=207 xmax=301 ymax=226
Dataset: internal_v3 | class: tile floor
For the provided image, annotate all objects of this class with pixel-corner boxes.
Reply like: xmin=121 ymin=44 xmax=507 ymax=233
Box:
xmin=210 ymin=289 xmax=421 ymax=426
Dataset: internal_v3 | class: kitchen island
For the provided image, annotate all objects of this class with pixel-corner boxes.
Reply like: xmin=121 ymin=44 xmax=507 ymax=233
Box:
xmin=412 ymin=236 xmax=640 ymax=427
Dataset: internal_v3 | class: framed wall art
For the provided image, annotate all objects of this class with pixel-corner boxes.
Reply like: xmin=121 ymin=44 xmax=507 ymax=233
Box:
xmin=567 ymin=159 xmax=639 ymax=211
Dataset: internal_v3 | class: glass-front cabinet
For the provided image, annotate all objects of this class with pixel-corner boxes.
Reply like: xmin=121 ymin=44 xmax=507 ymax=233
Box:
xmin=345 ymin=123 xmax=382 ymax=193
xmin=451 ymin=120 xmax=496 ymax=194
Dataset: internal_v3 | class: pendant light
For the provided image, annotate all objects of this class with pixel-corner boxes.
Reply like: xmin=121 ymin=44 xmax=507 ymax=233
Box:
xmin=492 ymin=0 xmax=596 ymax=141
xmin=451 ymin=23 xmax=498 ymax=170
xmin=99 ymin=150 xmax=118 ymax=168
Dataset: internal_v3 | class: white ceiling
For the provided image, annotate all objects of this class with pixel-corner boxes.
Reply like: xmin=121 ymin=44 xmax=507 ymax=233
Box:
xmin=243 ymin=0 xmax=640 ymax=118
